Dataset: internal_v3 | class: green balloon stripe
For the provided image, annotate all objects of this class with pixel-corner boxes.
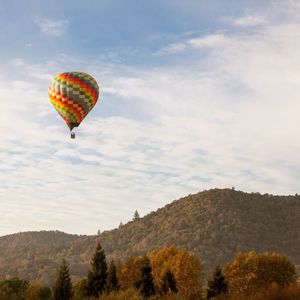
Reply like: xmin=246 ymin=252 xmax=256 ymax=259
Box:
xmin=56 ymin=81 xmax=95 ymax=109
xmin=64 ymin=72 xmax=99 ymax=95
xmin=52 ymin=100 xmax=80 ymax=123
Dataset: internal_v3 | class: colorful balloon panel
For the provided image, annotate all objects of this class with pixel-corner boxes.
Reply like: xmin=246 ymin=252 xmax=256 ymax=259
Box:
xmin=48 ymin=72 xmax=99 ymax=130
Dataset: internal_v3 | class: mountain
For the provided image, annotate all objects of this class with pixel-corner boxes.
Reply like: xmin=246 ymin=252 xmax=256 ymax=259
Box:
xmin=0 ymin=188 xmax=299 ymax=286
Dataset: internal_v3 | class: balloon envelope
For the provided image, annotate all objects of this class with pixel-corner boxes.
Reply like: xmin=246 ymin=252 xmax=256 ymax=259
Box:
xmin=48 ymin=72 xmax=99 ymax=130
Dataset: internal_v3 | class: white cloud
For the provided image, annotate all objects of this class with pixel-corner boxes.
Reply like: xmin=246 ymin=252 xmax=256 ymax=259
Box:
xmin=188 ymin=34 xmax=231 ymax=48
xmin=158 ymin=34 xmax=231 ymax=55
xmin=1 ymin=13 xmax=300 ymax=236
xmin=231 ymin=15 xmax=268 ymax=27
xmin=157 ymin=42 xmax=187 ymax=54
xmin=35 ymin=18 xmax=69 ymax=37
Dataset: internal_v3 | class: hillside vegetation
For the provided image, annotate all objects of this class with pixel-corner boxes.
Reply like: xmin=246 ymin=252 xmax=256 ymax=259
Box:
xmin=0 ymin=188 xmax=299 ymax=285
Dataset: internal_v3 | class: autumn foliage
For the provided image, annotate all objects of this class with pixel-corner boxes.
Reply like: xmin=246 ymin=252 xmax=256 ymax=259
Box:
xmin=224 ymin=251 xmax=296 ymax=296
xmin=118 ymin=256 xmax=146 ymax=291
xmin=118 ymin=245 xmax=204 ymax=298
xmin=149 ymin=245 xmax=204 ymax=297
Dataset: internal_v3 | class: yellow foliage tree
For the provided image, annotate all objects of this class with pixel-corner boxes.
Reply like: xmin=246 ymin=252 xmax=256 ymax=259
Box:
xmin=149 ymin=245 xmax=204 ymax=297
xmin=224 ymin=251 xmax=296 ymax=296
xmin=118 ymin=256 xmax=145 ymax=291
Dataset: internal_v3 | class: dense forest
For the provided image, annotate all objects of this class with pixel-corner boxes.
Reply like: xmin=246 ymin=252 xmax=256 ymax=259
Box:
xmin=0 ymin=244 xmax=299 ymax=299
xmin=0 ymin=188 xmax=299 ymax=286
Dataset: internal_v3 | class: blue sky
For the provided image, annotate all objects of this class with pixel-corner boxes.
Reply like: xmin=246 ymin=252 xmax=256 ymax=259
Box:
xmin=0 ymin=0 xmax=300 ymax=236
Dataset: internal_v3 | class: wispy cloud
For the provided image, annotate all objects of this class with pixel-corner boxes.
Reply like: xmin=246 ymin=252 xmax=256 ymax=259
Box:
xmin=188 ymin=34 xmax=231 ymax=48
xmin=1 ymin=1 xmax=300 ymax=236
xmin=12 ymin=58 xmax=53 ymax=80
xmin=231 ymin=15 xmax=268 ymax=27
xmin=35 ymin=18 xmax=69 ymax=37
xmin=157 ymin=34 xmax=230 ymax=55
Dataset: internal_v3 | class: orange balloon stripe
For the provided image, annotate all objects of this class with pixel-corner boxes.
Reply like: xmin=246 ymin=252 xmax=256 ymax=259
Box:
xmin=49 ymin=93 xmax=83 ymax=124
xmin=50 ymin=99 xmax=79 ymax=124
xmin=57 ymin=74 xmax=98 ymax=105
xmin=52 ymin=90 xmax=87 ymax=121
xmin=59 ymin=78 xmax=96 ymax=108
xmin=49 ymin=95 xmax=81 ymax=122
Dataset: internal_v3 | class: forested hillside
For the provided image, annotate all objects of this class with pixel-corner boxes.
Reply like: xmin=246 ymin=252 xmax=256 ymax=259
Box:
xmin=0 ymin=188 xmax=299 ymax=286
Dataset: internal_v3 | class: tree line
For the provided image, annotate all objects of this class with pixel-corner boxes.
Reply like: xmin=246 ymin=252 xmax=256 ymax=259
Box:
xmin=0 ymin=244 xmax=299 ymax=299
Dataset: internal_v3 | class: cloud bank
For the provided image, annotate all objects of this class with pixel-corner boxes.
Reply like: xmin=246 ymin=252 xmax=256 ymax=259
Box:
xmin=0 ymin=5 xmax=300 ymax=236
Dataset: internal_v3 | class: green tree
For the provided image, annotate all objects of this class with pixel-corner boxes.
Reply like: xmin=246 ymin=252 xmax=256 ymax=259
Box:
xmin=135 ymin=256 xmax=155 ymax=298
xmin=38 ymin=286 xmax=52 ymax=300
xmin=206 ymin=265 xmax=228 ymax=299
xmin=161 ymin=269 xmax=177 ymax=294
xmin=133 ymin=210 xmax=140 ymax=220
xmin=86 ymin=242 xmax=108 ymax=298
xmin=73 ymin=279 xmax=87 ymax=300
xmin=53 ymin=260 xmax=73 ymax=300
xmin=25 ymin=283 xmax=51 ymax=300
xmin=106 ymin=260 xmax=119 ymax=293
xmin=0 ymin=278 xmax=29 ymax=300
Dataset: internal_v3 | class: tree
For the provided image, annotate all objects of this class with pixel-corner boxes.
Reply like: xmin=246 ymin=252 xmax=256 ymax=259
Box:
xmin=149 ymin=245 xmax=204 ymax=297
xmin=118 ymin=256 xmax=145 ymax=290
xmin=224 ymin=251 xmax=296 ymax=296
xmin=253 ymin=282 xmax=300 ymax=300
xmin=133 ymin=210 xmax=140 ymax=220
xmin=135 ymin=256 xmax=155 ymax=298
xmin=73 ymin=279 xmax=87 ymax=300
xmin=206 ymin=265 xmax=228 ymax=299
xmin=106 ymin=260 xmax=120 ymax=293
xmin=25 ymin=283 xmax=51 ymax=300
xmin=161 ymin=269 xmax=177 ymax=294
xmin=53 ymin=260 xmax=73 ymax=300
xmin=0 ymin=278 xmax=29 ymax=300
xmin=85 ymin=242 xmax=108 ymax=298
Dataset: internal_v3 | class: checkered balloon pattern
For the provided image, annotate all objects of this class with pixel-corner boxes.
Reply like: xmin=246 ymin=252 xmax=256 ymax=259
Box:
xmin=48 ymin=72 xmax=99 ymax=130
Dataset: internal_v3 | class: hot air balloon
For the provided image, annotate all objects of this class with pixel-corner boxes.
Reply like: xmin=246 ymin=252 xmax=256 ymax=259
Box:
xmin=48 ymin=72 xmax=99 ymax=138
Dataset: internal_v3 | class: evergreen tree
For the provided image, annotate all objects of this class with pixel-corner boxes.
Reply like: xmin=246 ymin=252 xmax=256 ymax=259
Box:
xmin=207 ymin=265 xmax=228 ymax=299
xmin=133 ymin=210 xmax=140 ymax=220
xmin=106 ymin=260 xmax=119 ymax=293
xmin=85 ymin=242 xmax=108 ymax=298
xmin=135 ymin=256 xmax=155 ymax=298
xmin=53 ymin=260 xmax=73 ymax=300
xmin=161 ymin=269 xmax=177 ymax=294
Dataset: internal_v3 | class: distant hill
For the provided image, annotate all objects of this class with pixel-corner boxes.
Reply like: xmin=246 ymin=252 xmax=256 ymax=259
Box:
xmin=0 ymin=188 xmax=299 ymax=286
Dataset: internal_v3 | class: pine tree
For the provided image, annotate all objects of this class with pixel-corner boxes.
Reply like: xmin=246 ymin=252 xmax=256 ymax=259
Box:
xmin=106 ymin=260 xmax=119 ymax=293
xmin=85 ymin=242 xmax=108 ymax=298
xmin=133 ymin=210 xmax=140 ymax=220
xmin=53 ymin=259 xmax=73 ymax=300
xmin=161 ymin=269 xmax=177 ymax=294
xmin=135 ymin=256 xmax=155 ymax=298
xmin=207 ymin=265 xmax=228 ymax=299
